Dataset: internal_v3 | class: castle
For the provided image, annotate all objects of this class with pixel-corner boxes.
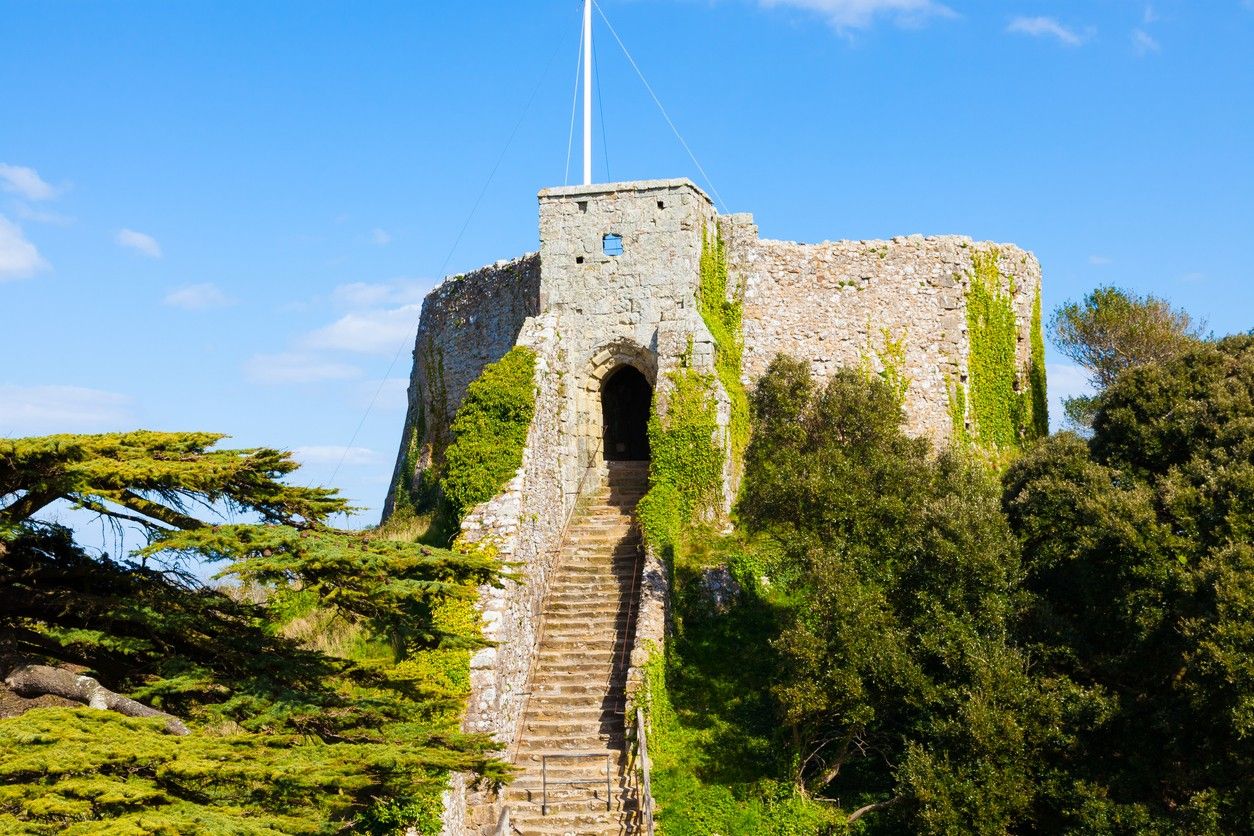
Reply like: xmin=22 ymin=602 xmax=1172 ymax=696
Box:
xmin=385 ymin=178 xmax=1044 ymax=833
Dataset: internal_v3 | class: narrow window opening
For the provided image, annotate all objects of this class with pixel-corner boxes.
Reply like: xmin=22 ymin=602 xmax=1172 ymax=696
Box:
xmin=603 ymin=233 xmax=624 ymax=257
xmin=576 ymin=256 xmax=585 ymax=264
xmin=577 ymin=201 xmax=588 ymax=213
xmin=657 ymin=200 xmax=665 ymax=209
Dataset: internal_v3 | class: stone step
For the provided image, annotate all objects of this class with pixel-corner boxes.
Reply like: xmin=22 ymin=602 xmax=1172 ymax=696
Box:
xmin=531 ymin=636 xmax=624 ymax=651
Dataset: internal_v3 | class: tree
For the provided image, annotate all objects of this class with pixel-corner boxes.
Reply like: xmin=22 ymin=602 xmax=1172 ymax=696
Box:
xmin=1003 ymin=335 xmax=1254 ymax=833
xmin=738 ymin=358 xmax=1048 ymax=833
xmin=1049 ymin=286 xmax=1203 ymax=427
xmin=1 ymin=431 xmax=506 ymax=834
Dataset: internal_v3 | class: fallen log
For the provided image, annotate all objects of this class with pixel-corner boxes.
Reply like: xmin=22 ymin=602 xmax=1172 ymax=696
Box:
xmin=3 ymin=664 xmax=189 ymax=735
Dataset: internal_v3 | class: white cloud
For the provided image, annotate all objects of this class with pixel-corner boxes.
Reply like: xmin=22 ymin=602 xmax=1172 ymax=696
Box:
xmin=1131 ymin=28 xmax=1159 ymax=54
xmin=292 ymin=445 xmax=380 ymax=466
xmin=163 ymin=283 xmax=234 ymax=310
xmin=758 ymin=0 xmax=955 ymax=30
xmin=370 ymin=228 xmax=392 ymax=246
xmin=1142 ymin=5 xmax=1158 ymax=25
xmin=0 ymin=385 xmax=133 ymax=436
xmin=0 ymin=216 xmax=49 ymax=280
xmin=245 ymin=352 xmax=362 ymax=384
xmin=1088 ymin=255 xmax=1113 ymax=266
xmin=303 ymin=304 xmax=421 ymax=355
xmin=0 ymin=164 xmax=58 ymax=201
xmin=14 ymin=204 xmax=73 ymax=226
xmin=116 ymin=228 xmax=162 ymax=258
xmin=330 ymin=279 xmax=428 ymax=308
xmin=1007 ymin=16 xmax=1087 ymax=46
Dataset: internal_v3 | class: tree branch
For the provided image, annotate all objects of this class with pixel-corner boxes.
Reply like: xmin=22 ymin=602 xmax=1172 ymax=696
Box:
xmin=847 ymin=796 xmax=902 ymax=824
xmin=4 ymin=664 xmax=189 ymax=735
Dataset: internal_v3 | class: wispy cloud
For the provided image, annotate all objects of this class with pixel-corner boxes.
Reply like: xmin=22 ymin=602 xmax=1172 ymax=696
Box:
xmin=1088 ymin=255 xmax=1113 ymax=266
xmin=330 ymin=280 xmax=427 ymax=308
xmin=163 ymin=282 xmax=234 ymax=310
xmin=0 ymin=385 xmax=133 ymax=435
xmin=292 ymin=445 xmax=380 ymax=466
xmin=0 ymin=163 xmax=59 ymax=202
xmin=370 ymin=228 xmax=392 ymax=246
xmin=116 ymin=228 xmax=162 ymax=258
xmin=245 ymin=352 xmax=362 ymax=384
xmin=303 ymin=305 xmax=421 ymax=355
xmin=758 ymin=0 xmax=955 ymax=30
xmin=1007 ymin=16 xmax=1088 ymax=47
xmin=1131 ymin=28 xmax=1159 ymax=54
xmin=0 ymin=216 xmax=49 ymax=281
xmin=14 ymin=204 xmax=73 ymax=226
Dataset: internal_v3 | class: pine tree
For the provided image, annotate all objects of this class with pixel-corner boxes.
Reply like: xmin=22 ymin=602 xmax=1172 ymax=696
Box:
xmin=0 ymin=431 xmax=506 ymax=834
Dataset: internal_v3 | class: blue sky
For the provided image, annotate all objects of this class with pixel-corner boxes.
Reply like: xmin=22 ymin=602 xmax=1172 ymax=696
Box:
xmin=3 ymin=0 xmax=1252 ymax=535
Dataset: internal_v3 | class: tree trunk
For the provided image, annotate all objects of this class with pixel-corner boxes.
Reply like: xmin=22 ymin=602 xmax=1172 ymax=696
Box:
xmin=4 ymin=664 xmax=189 ymax=735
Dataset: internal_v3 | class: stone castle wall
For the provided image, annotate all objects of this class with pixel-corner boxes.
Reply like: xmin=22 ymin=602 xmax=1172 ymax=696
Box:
xmin=737 ymin=233 xmax=1041 ymax=444
xmin=536 ymin=179 xmax=724 ymax=510
xmin=384 ymin=179 xmax=1043 ymax=833
xmin=383 ymin=254 xmax=540 ymax=518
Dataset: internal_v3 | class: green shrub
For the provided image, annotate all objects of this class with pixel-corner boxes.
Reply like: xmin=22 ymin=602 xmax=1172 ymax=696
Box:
xmin=440 ymin=347 xmax=537 ymax=522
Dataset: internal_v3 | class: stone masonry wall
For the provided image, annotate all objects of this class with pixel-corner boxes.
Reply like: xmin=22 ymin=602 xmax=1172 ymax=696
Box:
xmin=537 ymin=179 xmax=725 ymax=512
xmin=384 ymin=253 xmax=541 ymax=518
xmin=737 ymin=234 xmax=1041 ymax=445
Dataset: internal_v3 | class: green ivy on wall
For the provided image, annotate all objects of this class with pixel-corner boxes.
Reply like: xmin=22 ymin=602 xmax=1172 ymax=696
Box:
xmin=1028 ymin=286 xmax=1049 ymax=438
xmin=860 ymin=325 xmax=912 ymax=408
xmin=439 ymin=346 xmax=537 ymax=523
xmin=963 ymin=248 xmax=1047 ymax=452
xmin=638 ymin=357 xmax=724 ymax=554
xmin=698 ymin=225 xmax=750 ymax=469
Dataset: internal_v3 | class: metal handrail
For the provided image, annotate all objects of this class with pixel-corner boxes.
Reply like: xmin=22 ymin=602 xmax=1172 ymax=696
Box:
xmin=635 ymin=708 xmax=656 ymax=835
xmin=541 ymin=752 xmax=612 ymax=816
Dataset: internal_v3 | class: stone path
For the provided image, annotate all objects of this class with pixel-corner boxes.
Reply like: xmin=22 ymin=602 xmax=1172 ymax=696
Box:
xmin=501 ymin=460 xmax=649 ymax=835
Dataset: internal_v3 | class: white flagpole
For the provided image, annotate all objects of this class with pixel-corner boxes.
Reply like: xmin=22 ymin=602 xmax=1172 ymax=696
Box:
xmin=583 ymin=0 xmax=593 ymax=185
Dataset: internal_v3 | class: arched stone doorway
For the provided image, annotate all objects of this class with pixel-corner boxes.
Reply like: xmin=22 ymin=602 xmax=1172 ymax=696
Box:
xmin=601 ymin=366 xmax=651 ymax=461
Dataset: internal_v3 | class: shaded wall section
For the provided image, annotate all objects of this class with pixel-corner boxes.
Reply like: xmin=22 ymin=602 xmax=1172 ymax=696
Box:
xmin=383 ymin=253 xmax=541 ymax=520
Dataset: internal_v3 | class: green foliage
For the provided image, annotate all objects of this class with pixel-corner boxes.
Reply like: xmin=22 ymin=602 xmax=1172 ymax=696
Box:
xmin=0 ymin=431 xmax=505 ymax=833
xmin=697 ymin=225 xmax=750 ymax=469
xmin=736 ymin=360 xmax=1044 ymax=832
xmin=1050 ymin=284 xmax=1204 ymax=390
xmin=639 ymin=362 xmax=724 ymax=551
xmin=1003 ymin=335 xmax=1254 ymax=832
xmin=1028 ymin=287 xmax=1049 ymax=437
xmin=965 ymin=248 xmax=1038 ymax=451
xmin=859 ymin=326 xmax=912 ymax=408
xmin=642 ymin=535 xmax=845 ymax=836
xmin=947 ymin=375 xmax=970 ymax=445
xmin=438 ymin=346 xmax=537 ymax=524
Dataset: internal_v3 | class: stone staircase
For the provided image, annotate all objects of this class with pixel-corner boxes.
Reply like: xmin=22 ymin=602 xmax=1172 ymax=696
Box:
xmin=501 ymin=460 xmax=650 ymax=835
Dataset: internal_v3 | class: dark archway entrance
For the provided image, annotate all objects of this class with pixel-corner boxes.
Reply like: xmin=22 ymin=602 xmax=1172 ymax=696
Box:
xmin=601 ymin=366 xmax=652 ymax=461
